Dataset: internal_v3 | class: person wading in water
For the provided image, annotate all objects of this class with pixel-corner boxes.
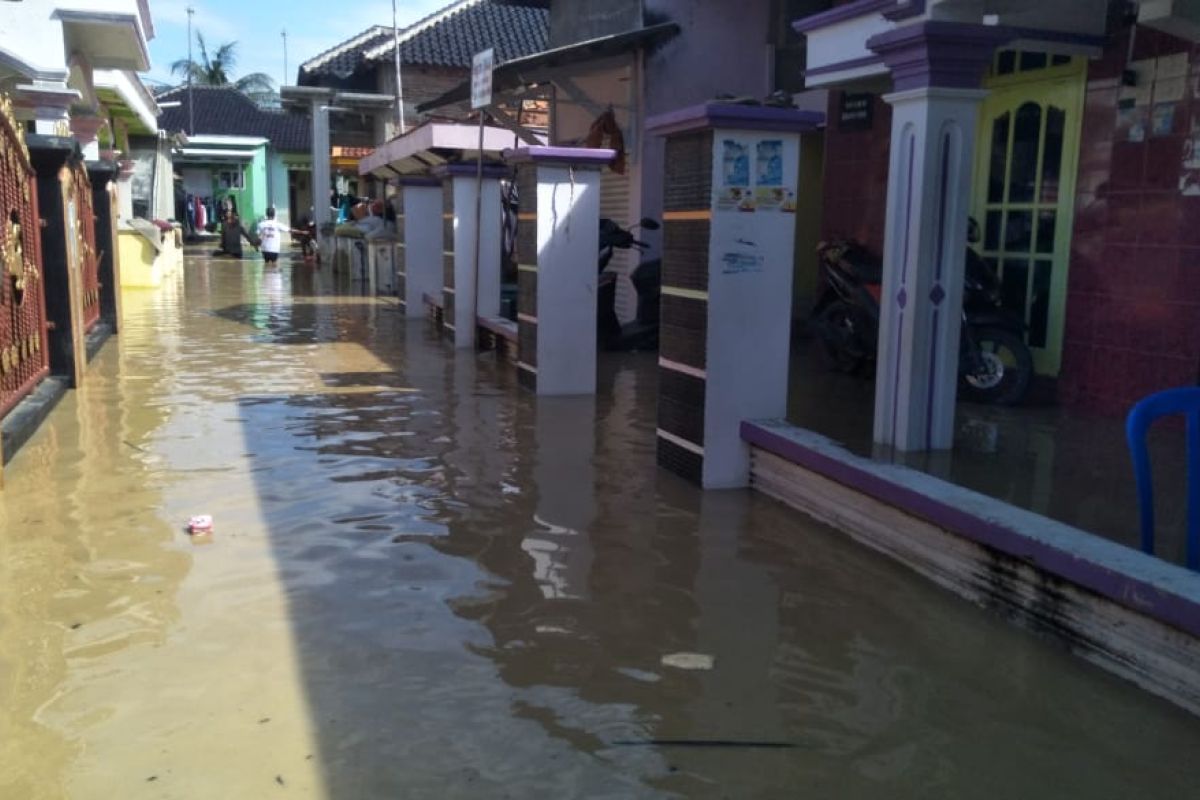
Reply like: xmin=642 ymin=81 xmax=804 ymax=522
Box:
xmin=213 ymin=211 xmax=256 ymax=258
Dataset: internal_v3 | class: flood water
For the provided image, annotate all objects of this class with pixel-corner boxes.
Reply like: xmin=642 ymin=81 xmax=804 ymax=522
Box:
xmin=2 ymin=250 xmax=1198 ymax=799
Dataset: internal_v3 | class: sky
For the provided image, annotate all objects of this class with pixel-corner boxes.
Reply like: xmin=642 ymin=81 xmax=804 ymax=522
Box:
xmin=145 ymin=0 xmax=449 ymax=91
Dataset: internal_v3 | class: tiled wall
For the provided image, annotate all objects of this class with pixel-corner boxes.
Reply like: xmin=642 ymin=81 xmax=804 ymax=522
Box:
xmin=818 ymin=92 xmax=892 ymax=255
xmin=1059 ymin=26 xmax=1200 ymax=415
xmin=515 ymin=165 xmax=538 ymax=391
xmin=442 ymin=181 xmax=455 ymax=334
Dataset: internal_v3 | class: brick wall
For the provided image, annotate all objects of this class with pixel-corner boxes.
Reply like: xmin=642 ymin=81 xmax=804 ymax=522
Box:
xmin=818 ymin=91 xmax=891 ymax=254
xmin=1058 ymin=26 xmax=1200 ymax=415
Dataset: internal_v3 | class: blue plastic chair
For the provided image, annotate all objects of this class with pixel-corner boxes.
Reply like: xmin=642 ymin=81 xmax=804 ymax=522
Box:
xmin=1126 ymin=387 xmax=1200 ymax=570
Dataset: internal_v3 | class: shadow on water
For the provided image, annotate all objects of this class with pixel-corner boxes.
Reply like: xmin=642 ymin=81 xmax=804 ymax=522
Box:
xmin=213 ymin=254 xmax=1200 ymax=798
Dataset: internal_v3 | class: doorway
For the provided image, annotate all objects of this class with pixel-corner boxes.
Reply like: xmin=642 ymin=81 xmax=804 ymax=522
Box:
xmin=972 ymin=52 xmax=1086 ymax=376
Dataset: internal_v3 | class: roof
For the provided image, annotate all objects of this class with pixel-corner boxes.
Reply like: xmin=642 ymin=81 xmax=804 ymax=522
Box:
xmin=298 ymin=25 xmax=396 ymax=81
xmin=156 ymin=86 xmax=311 ymax=152
xmin=299 ymin=0 xmax=548 ymax=80
xmin=417 ymin=22 xmax=681 ymax=113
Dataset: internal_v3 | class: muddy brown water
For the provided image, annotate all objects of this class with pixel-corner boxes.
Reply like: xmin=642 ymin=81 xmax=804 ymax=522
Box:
xmin=1 ymin=251 xmax=1197 ymax=799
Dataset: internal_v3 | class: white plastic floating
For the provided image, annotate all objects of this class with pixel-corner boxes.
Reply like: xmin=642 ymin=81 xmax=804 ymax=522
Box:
xmin=187 ymin=515 xmax=214 ymax=534
xmin=661 ymin=652 xmax=714 ymax=671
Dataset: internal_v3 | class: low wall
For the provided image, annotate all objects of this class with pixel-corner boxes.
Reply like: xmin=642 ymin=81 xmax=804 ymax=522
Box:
xmin=742 ymin=419 xmax=1200 ymax=716
xmin=118 ymin=226 xmax=182 ymax=289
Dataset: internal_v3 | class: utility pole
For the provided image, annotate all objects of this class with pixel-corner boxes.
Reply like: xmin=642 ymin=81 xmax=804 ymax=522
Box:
xmin=390 ymin=0 xmax=405 ymax=135
xmin=282 ymin=29 xmax=288 ymax=88
xmin=186 ymin=6 xmax=195 ymax=136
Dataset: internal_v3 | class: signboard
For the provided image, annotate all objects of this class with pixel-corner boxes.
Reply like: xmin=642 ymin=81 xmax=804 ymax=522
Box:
xmin=838 ymin=92 xmax=873 ymax=131
xmin=472 ymin=48 xmax=494 ymax=110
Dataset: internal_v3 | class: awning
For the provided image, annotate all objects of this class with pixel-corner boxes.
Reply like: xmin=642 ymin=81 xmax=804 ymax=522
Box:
xmin=416 ymin=22 xmax=681 ymax=113
xmin=359 ymin=121 xmax=542 ymax=177
xmin=174 ymin=148 xmax=257 ymax=163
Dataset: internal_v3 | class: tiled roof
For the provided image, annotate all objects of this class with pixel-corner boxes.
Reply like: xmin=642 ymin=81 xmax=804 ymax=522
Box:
xmin=299 ymin=0 xmax=548 ymax=80
xmin=298 ymin=25 xmax=396 ymax=81
xmin=156 ymin=86 xmax=311 ymax=152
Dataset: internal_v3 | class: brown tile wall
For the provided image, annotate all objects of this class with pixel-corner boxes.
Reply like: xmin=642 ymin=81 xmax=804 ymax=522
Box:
xmin=819 ymin=91 xmax=892 ymax=255
xmin=1059 ymin=26 xmax=1200 ymax=415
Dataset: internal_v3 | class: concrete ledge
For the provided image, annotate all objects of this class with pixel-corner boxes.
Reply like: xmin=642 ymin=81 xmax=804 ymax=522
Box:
xmin=742 ymin=418 xmax=1200 ymax=715
xmin=1 ymin=376 xmax=69 ymax=466
xmin=85 ymin=322 xmax=113 ymax=363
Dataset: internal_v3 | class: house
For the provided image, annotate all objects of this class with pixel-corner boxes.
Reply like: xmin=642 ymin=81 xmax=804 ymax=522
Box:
xmin=0 ymin=0 xmax=161 ymax=475
xmin=156 ymin=86 xmax=312 ymax=231
xmin=282 ymin=0 xmax=549 ymax=228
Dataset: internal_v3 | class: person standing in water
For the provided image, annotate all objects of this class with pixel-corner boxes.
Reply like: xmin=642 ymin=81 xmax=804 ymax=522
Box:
xmin=256 ymin=207 xmax=287 ymax=265
xmin=213 ymin=211 xmax=254 ymax=258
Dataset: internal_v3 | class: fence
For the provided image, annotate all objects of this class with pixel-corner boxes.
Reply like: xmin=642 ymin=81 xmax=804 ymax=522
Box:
xmin=0 ymin=94 xmax=49 ymax=420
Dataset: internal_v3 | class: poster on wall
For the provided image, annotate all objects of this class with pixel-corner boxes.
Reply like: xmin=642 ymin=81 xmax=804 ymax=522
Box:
xmin=717 ymin=139 xmax=752 ymax=212
xmin=712 ymin=131 xmax=799 ymax=279
xmin=1180 ymin=119 xmax=1200 ymax=196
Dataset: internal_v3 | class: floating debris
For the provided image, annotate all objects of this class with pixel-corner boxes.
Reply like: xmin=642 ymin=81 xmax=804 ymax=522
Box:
xmin=611 ymin=739 xmax=796 ymax=749
xmin=661 ymin=652 xmax=714 ymax=670
xmin=187 ymin=515 xmax=214 ymax=535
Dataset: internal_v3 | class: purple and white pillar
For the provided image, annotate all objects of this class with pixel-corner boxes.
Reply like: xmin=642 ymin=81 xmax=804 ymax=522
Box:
xmin=395 ymin=175 xmax=442 ymax=316
xmin=867 ymin=22 xmax=1009 ymax=452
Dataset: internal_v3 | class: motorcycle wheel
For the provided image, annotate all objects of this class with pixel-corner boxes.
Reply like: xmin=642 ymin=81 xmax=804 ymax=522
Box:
xmin=960 ymin=326 xmax=1033 ymax=405
xmin=816 ymin=301 xmax=871 ymax=374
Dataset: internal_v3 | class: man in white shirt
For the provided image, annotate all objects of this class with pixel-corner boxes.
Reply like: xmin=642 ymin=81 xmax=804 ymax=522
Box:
xmin=256 ymin=207 xmax=287 ymax=265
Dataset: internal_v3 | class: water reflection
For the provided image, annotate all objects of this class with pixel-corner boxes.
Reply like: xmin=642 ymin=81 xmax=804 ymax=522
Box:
xmin=0 ymin=252 xmax=1198 ymax=798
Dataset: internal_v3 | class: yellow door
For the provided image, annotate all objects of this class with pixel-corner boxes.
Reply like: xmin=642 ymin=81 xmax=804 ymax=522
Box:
xmin=973 ymin=52 xmax=1086 ymax=376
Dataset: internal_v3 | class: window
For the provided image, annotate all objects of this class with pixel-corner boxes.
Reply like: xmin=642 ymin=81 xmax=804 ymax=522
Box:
xmin=217 ymin=169 xmax=244 ymax=190
xmin=991 ymin=50 xmax=1075 ymax=78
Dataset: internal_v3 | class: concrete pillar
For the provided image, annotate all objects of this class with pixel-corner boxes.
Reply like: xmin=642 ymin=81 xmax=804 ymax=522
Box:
xmin=505 ymin=147 xmax=613 ymax=396
xmin=396 ymin=176 xmax=442 ymax=315
xmin=310 ymin=100 xmax=332 ymax=231
xmin=13 ymin=83 xmax=78 ymax=137
xmin=29 ymin=140 xmax=87 ymax=389
xmin=88 ymin=162 xmax=122 ymax=333
xmin=433 ymin=163 xmax=505 ymax=350
xmin=646 ymin=103 xmax=822 ymax=488
xmin=867 ymin=22 xmax=1009 ymax=452
xmin=116 ymin=159 xmax=135 ymax=221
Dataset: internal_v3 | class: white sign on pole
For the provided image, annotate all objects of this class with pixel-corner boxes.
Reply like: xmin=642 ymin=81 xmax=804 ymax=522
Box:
xmin=471 ymin=48 xmax=494 ymax=110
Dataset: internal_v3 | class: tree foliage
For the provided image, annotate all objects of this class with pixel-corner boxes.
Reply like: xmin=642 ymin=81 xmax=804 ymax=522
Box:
xmin=169 ymin=33 xmax=275 ymax=98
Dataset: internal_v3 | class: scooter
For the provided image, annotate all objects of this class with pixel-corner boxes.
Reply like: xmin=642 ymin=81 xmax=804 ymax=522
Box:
xmin=596 ymin=217 xmax=661 ymax=351
xmin=810 ymin=219 xmax=1033 ymax=405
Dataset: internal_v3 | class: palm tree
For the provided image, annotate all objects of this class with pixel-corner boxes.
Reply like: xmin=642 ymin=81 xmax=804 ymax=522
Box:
xmin=170 ymin=33 xmax=275 ymax=98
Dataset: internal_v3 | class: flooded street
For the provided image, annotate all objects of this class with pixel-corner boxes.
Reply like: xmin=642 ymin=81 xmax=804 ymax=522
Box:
xmin=2 ymin=249 xmax=1199 ymax=799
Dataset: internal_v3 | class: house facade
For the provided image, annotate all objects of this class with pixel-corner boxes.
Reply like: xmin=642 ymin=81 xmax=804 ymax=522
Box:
xmin=283 ymin=0 xmax=549 ymax=229
xmin=0 ymin=0 xmax=161 ymax=472
xmin=156 ymin=86 xmax=312 ymax=231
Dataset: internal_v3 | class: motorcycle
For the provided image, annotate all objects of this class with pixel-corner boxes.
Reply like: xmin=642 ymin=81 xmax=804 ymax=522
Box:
xmin=810 ymin=219 xmax=1033 ymax=405
xmin=596 ymin=217 xmax=661 ymax=351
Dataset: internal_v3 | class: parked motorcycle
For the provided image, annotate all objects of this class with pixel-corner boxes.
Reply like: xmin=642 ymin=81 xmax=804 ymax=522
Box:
xmin=597 ymin=217 xmax=661 ymax=351
xmin=810 ymin=220 xmax=1033 ymax=405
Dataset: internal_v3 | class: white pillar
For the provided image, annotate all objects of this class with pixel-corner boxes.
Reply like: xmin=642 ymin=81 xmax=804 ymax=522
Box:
xmin=872 ymin=87 xmax=984 ymax=452
xmin=310 ymin=100 xmax=331 ymax=230
xmin=506 ymin=147 xmax=612 ymax=396
xmin=646 ymin=105 xmax=821 ymax=488
xmin=399 ymin=179 xmax=442 ymax=314
xmin=437 ymin=164 xmax=504 ymax=350
xmin=867 ymin=22 xmax=1008 ymax=452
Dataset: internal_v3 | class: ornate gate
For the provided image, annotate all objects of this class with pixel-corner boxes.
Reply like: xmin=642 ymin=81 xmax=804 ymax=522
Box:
xmin=0 ymin=95 xmax=49 ymax=420
xmin=64 ymin=161 xmax=101 ymax=332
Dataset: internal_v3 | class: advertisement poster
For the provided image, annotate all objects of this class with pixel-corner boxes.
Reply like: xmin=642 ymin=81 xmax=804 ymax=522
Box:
xmin=717 ymin=139 xmax=753 ymax=212
xmin=716 ymin=136 xmax=797 ymax=214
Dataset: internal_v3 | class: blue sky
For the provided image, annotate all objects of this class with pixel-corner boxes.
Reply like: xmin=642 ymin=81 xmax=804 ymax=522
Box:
xmin=145 ymin=0 xmax=449 ymax=91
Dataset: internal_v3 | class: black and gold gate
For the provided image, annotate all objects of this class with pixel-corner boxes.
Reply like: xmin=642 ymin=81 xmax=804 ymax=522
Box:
xmin=63 ymin=161 xmax=101 ymax=332
xmin=0 ymin=95 xmax=49 ymax=420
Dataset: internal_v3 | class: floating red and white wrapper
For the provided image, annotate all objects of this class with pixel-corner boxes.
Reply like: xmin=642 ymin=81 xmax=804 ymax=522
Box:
xmin=187 ymin=515 xmax=214 ymax=534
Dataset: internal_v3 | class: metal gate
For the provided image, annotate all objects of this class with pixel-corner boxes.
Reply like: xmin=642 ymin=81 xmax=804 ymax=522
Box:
xmin=0 ymin=94 xmax=49 ymax=420
xmin=64 ymin=161 xmax=101 ymax=332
